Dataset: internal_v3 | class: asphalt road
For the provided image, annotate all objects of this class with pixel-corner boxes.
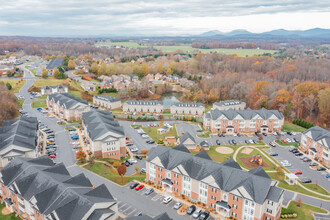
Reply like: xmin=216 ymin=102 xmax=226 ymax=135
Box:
xmin=16 ymin=66 xmax=330 ymax=218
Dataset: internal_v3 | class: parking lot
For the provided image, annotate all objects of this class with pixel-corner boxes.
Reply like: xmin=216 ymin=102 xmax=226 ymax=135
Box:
xmin=118 ymin=183 xmax=216 ymax=219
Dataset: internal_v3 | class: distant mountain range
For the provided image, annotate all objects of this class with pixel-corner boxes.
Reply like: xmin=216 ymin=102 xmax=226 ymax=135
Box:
xmin=198 ymin=28 xmax=330 ymax=40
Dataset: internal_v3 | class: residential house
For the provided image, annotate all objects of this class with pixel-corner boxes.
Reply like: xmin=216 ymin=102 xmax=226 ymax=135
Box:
xmin=146 ymin=145 xmax=284 ymax=220
xmin=171 ymin=102 xmax=205 ymax=116
xmin=82 ymin=110 xmax=126 ymax=160
xmin=41 ymin=85 xmax=68 ymax=95
xmin=178 ymin=132 xmax=197 ymax=150
xmin=163 ymin=136 xmax=177 ymax=146
xmin=122 ymin=212 xmax=172 ymax=220
xmin=0 ymin=116 xmax=39 ymax=168
xmin=203 ymin=108 xmax=284 ymax=134
xmin=93 ymin=95 xmax=121 ymax=109
xmin=213 ymin=100 xmax=246 ymax=111
xmin=123 ymin=100 xmax=164 ymax=113
xmin=157 ymin=126 xmax=170 ymax=135
xmin=0 ymin=156 xmax=118 ymax=220
xmin=81 ymin=81 xmax=96 ymax=91
xmin=47 ymin=93 xmax=90 ymax=121
xmin=0 ymin=65 xmax=14 ymax=76
xmin=299 ymin=126 xmax=330 ymax=167
xmin=46 ymin=57 xmax=63 ymax=72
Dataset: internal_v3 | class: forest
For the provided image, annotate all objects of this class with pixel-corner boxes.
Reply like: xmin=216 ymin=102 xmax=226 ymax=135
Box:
xmin=0 ymin=83 xmax=18 ymax=126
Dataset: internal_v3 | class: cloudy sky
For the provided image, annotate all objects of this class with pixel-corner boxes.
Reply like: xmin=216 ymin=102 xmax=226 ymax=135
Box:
xmin=0 ymin=0 xmax=330 ymax=36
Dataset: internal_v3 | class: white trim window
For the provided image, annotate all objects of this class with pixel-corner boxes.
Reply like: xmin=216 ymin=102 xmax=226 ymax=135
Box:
xmin=199 ymin=182 xmax=208 ymax=204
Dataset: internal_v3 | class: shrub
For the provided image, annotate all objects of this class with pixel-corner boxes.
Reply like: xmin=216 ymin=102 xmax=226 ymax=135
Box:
xmin=140 ymin=149 xmax=149 ymax=154
xmin=113 ymin=161 xmax=121 ymax=168
xmin=292 ymin=213 xmax=297 ymax=218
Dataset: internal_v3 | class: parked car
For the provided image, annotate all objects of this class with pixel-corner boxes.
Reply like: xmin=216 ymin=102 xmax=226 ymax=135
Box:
xmin=126 ymin=142 xmax=134 ymax=146
xmin=135 ymin=184 xmax=144 ymax=191
xmin=255 ymin=132 xmax=260 ymax=137
xmin=145 ymin=188 xmax=154 ymax=195
xmin=269 ymin=153 xmax=278 ymax=156
xmin=163 ymin=196 xmax=172 ymax=204
xmin=216 ymin=140 xmax=221 ymax=145
xmin=291 ymin=149 xmax=298 ymax=153
xmin=123 ymin=161 xmax=130 ymax=167
xmin=48 ymin=155 xmax=56 ymax=159
xmin=186 ymin=205 xmax=196 ymax=215
xmin=295 ymin=152 xmax=303 ymax=156
xmin=125 ymin=160 xmax=133 ymax=165
xmin=293 ymin=170 xmax=302 ymax=175
xmin=134 ymin=211 xmax=142 ymax=217
xmin=173 ymin=202 xmax=183 ymax=210
xmin=128 ymin=159 xmax=137 ymax=164
xmin=140 ymin=168 xmax=146 ymax=173
xmin=287 ymin=132 xmax=293 ymax=135
xmin=198 ymin=211 xmax=210 ymax=220
xmin=147 ymin=140 xmax=155 ymax=144
xmin=135 ymin=155 xmax=143 ymax=160
xmin=303 ymin=158 xmax=312 ymax=162
xmin=293 ymin=138 xmax=299 ymax=142
xmin=301 ymin=178 xmax=312 ymax=183
xmin=281 ymin=139 xmax=287 ymax=143
xmin=130 ymin=182 xmax=139 ymax=189
xmin=326 ymin=174 xmax=330 ymax=178
xmin=269 ymin=142 xmax=276 ymax=147
xmin=262 ymin=133 xmax=267 ymax=136
xmin=46 ymin=130 xmax=54 ymax=134
xmin=317 ymin=167 xmax=326 ymax=171
xmin=228 ymin=140 xmax=233 ymax=145
xmin=232 ymin=140 xmax=237 ymax=145
xmin=253 ymin=140 xmax=257 ymax=144
xmin=249 ymin=139 xmax=254 ymax=144
xmin=245 ymin=140 xmax=250 ymax=144
xmin=130 ymin=147 xmax=138 ymax=153
xmin=192 ymin=209 xmax=202 ymax=218
xmin=309 ymin=162 xmax=318 ymax=166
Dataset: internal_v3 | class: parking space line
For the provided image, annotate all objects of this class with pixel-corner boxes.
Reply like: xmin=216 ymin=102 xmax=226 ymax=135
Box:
xmin=151 ymin=194 xmax=161 ymax=201
xmin=127 ymin=208 xmax=136 ymax=216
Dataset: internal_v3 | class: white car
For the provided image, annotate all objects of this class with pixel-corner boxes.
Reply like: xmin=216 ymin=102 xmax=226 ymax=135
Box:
xmin=49 ymin=115 xmax=55 ymax=118
xmin=192 ymin=209 xmax=202 ymax=218
xmin=163 ymin=196 xmax=172 ymax=204
xmin=130 ymin=147 xmax=139 ymax=153
xmin=282 ymin=163 xmax=292 ymax=167
xmin=249 ymin=139 xmax=254 ymax=144
xmin=128 ymin=159 xmax=137 ymax=164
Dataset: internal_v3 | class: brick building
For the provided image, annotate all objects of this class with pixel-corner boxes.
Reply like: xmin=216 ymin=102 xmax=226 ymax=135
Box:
xmin=93 ymin=95 xmax=121 ymax=109
xmin=170 ymin=102 xmax=205 ymax=116
xmin=146 ymin=145 xmax=284 ymax=220
xmin=82 ymin=110 xmax=126 ymax=160
xmin=213 ymin=100 xmax=246 ymax=111
xmin=203 ymin=108 xmax=284 ymax=134
xmin=123 ymin=100 xmax=163 ymax=113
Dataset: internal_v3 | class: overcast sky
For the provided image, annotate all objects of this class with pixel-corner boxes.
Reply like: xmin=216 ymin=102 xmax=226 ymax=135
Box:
xmin=0 ymin=0 xmax=330 ymax=36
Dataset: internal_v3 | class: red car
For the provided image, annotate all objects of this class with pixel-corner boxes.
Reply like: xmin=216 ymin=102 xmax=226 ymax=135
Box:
xmin=135 ymin=184 xmax=144 ymax=191
xmin=48 ymin=155 xmax=56 ymax=159
xmin=293 ymin=170 xmax=302 ymax=175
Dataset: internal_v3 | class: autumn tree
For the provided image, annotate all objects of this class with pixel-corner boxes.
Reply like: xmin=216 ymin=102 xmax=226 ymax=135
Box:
xmin=6 ymin=70 xmax=13 ymax=77
xmin=68 ymin=60 xmax=76 ymax=69
xmin=141 ymin=63 xmax=150 ymax=75
xmin=41 ymin=68 xmax=48 ymax=78
xmin=76 ymin=151 xmax=87 ymax=163
xmin=134 ymin=166 xmax=140 ymax=172
xmin=117 ymin=164 xmax=127 ymax=183
xmin=97 ymin=63 xmax=107 ymax=75
xmin=318 ymin=88 xmax=330 ymax=127
xmin=166 ymin=68 xmax=173 ymax=75
xmin=90 ymin=62 xmax=99 ymax=73
xmin=53 ymin=69 xmax=60 ymax=78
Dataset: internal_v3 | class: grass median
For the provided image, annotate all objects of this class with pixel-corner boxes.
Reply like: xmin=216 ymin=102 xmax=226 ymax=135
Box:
xmin=280 ymin=200 xmax=327 ymax=220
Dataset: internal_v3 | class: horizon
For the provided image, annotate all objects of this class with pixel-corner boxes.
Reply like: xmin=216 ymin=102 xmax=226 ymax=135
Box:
xmin=1 ymin=0 xmax=330 ymax=36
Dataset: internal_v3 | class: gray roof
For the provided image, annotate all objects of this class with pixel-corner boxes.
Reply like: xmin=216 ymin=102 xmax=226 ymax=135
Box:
xmin=302 ymin=126 xmax=330 ymax=150
xmin=0 ymin=156 xmax=116 ymax=220
xmin=125 ymin=100 xmax=163 ymax=106
xmin=48 ymin=93 xmax=88 ymax=110
xmin=0 ymin=116 xmax=38 ymax=156
xmin=82 ymin=109 xmax=124 ymax=141
xmin=205 ymin=108 xmax=284 ymax=120
xmin=46 ymin=57 xmax=63 ymax=70
xmin=199 ymin=141 xmax=210 ymax=148
xmin=95 ymin=95 xmax=120 ymax=103
xmin=147 ymin=145 xmax=283 ymax=204
xmin=179 ymin=132 xmax=196 ymax=144
xmin=172 ymin=102 xmax=204 ymax=108
xmin=42 ymin=85 xmax=67 ymax=90
xmin=214 ymin=100 xmax=245 ymax=107
xmin=123 ymin=212 xmax=173 ymax=220
xmin=265 ymin=185 xmax=284 ymax=203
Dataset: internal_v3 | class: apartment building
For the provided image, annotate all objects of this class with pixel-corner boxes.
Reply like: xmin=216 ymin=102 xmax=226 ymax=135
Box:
xmin=299 ymin=126 xmax=330 ymax=167
xmin=47 ymin=93 xmax=90 ymax=121
xmin=41 ymin=85 xmax=68 ymax=95
xmin=0 ymin=156 xmax=118 ymax=220
xmin=178 ymin=132 xmax=197 ymax=150
xmin=170 ymin=102 xmax=205 ymax=116
xmin=213 ymin=100 xmax=246 ymax=111
xmin=123 ymin=100 xmax=163 ymax=113
xmin=203 ymin=108 xmax=284 ymax=134
xmin=81 ymin=81 xmax=96 ymax=91
xmin=82 ymin=109 xmax=126 ymax=160
xmin=123 ymin=212 xmax=172 ymax=220
xmin=146 ymin=145 xmax=284 ymax=220
xmin=0 ymin=116 xmax=39 ymax=168
xmin=93 ymin=95 xmax=121 ymax=109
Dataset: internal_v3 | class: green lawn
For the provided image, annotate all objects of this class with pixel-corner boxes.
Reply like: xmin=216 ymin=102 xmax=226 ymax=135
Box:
xmin=67 ymin=120 xmax=82 ymax=124
xmin=268 ymin=172 xmax=330 ymax=200
xmin=1 ymin=79 xmax=26 ymax=93
xmin=37 ymin=95 xmax=48 ymax=99
xmin=68 ymin=90 xmax=82 ymax=98
xmin=31 ymin=100 xmax=46 ymax=108
xmin=65 ymin=126 xmax=75 ymax=131
xmin=140 ymin=124 xmax=178 ymax=141
xmin=275 ymin=140 xmax=300 ymax=148
xmin=197 ymin=130 xmax=211 ymax=138
xmin=84 ymin=162 xmax=146 ymax=185
xmin=95 ymin=42 xmax=278 ymax=57
xmin=0 ymin=203 xmax=20 ymax=220
xmin=236 ymin=148 xmax=277 ymax=171
xmin=282 ymin=122 xmax=306 ymax=132
xmin=280 ymin=200 xmax=327 ymax=220
xmin=17 ymin=99 xmax=25 ymax=109
xmin=33 ymin=79 xmax=66 ymax=87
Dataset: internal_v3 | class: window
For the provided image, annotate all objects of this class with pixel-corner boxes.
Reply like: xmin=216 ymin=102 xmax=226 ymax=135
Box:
xmin=267 ymin=209 xmax=272 ymax=214
xmin=174 ymin=173 xmax=178 ymax=178
xmin=232 ymin=212 xmax=237 ymax=217
xmin=265 ymin=217 xmax=271 ymax=220
xmin=211 ymin=203 xmax=215 ymax=208
xmin=268 ymin=200 xmax=274 ymax=206
xmin=233 ymin=204 xmax=237 ymax=209
xmin=212 ymin=188 xmax=217 ymax=193
xmin=159 ymin=167 xmax=162 ymax=171
xmin=166 ymin=172 xmax=171 ymax=179
xmin=233 ymin=195 xmax=238 ymax=201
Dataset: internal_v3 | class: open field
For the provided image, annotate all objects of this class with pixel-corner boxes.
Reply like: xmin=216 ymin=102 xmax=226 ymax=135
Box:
xmin=280 ymin=200 xmax=327 ymax=220
xmin=140 ymin=125 xmax=178 ymax=142
xmin=31 ymin=100 xmax=47 ymax=108
xmin=96 ymin=42 xmax=278 ymax=56
xmin=33 ymin=79 xmax=66 ymax=87
xmin=282 ymin=122 xmax=306 ymax=132
xmin=1 ymin=79 xmax=26 ymax=93
xmin=84 ymin=162 xmax=145 ymax=185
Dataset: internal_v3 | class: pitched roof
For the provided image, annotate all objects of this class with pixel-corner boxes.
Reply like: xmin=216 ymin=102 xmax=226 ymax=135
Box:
xmin=48 ymin=93 xmax=89 ymax=110
xmin=147 ymin=145 xmax=283 ymax=204
xmin=205 ymin=108 xmax=284 ymax=120
xmin=172 ymin=102 xmax=204 ymax=108
xmin=302 ymin=126 xmax=330 ymax=150
xmin=82 ymin=109 xmax=124 ymax=141
xmin=46 ymin=57 xmax=63 ymax=70
xmin=0 ymin=116 xmax=38 ymax=154
xmin=179 ymin=132 xmax=196 ymax=144
xmin=124 ymin=100 xmax=163 ymax=106
xmin=214 ymin=100 xmax=245 ymax=107
xmin=0 ymin=156 xmax=116 ymax=220
xmin=94 ymin=95 xmax=120 ymax=103
xmin=123 ymin=212 xmax=173 ymax=220
xmin=195 ymin=150 xmax=212 ymax=160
